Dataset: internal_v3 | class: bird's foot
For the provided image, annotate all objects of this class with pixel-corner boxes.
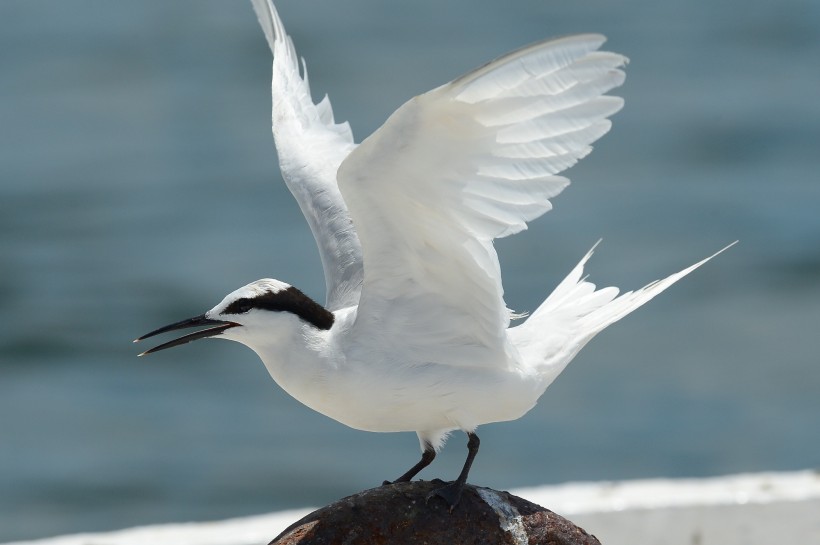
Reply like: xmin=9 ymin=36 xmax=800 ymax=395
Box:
xmin=426 ymin=480 xmax=465 ymax=511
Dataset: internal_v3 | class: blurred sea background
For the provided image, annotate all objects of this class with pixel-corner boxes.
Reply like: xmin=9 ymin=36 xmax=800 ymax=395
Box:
xmin=1 ymin=0 xmax=818 ymax=541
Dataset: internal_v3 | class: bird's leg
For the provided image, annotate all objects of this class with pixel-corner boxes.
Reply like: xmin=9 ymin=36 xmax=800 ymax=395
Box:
xmin=427 ymin=432 xmax=479 ymax=510
xmin=383 ymin=444 xmax=436 ymax=485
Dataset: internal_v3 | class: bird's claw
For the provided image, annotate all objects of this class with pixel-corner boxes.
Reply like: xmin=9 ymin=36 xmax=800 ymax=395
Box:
xmin=426 ymin=481 xmax=463 ymax=511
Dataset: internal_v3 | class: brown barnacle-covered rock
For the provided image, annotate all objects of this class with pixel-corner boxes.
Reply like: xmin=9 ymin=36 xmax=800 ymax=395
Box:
xmin=270 ymin=480 xmax=601 ymax=545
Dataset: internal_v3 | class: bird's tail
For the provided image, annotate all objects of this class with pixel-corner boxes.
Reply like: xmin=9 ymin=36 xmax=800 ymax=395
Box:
xmin=509 ymin=241 xmax=736 ymax=386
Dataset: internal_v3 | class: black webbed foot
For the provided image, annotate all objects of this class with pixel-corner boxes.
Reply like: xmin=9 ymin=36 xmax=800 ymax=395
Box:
xmin=425 ymin=432 xmax=480 ymax=511
xmin=426 ymin=480 xmax=465 ymax=511
xmin=385 ymin=431 xmax=479 ymax=512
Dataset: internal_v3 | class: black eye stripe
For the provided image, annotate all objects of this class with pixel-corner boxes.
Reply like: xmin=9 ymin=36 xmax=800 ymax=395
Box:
xmin=222 ymin=286 xmax=334 ymax=330
xmin=224 ymin=298 xmax=254 ymax=315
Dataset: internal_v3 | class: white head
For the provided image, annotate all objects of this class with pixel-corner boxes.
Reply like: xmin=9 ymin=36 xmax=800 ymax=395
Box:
xmin=135 ymin=279 xmax=334 ymax=355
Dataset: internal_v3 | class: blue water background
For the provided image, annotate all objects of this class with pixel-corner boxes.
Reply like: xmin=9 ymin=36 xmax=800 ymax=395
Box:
xmin=1 ymin=0 xmax=819 ymax=541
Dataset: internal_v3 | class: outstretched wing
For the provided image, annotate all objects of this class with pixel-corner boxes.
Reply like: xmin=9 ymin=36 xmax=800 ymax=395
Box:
xmin=251 ymin=0 xmax=363 ymax=311
xmin=337 ymin=35 xmax=627 ymax=368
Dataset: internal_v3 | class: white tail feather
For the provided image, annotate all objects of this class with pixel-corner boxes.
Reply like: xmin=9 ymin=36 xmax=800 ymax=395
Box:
xmin=510 ymin=241 xmax=737 ymax=384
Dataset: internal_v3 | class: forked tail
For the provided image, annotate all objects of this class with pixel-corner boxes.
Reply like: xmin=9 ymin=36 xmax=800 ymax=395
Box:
xmin=509 ymin=241 xmax=736 ymax=385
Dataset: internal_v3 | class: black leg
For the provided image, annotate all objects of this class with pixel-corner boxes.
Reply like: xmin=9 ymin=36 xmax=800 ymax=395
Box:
xmin=383 ymin=444 xmax=436 ymax=485
xmin=427 ymin=432 xmax=479 ymax=510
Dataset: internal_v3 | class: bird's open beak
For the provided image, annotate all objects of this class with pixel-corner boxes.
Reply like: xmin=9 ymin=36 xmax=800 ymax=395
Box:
xmin=134 ymin=314 xmax=239 ymax=356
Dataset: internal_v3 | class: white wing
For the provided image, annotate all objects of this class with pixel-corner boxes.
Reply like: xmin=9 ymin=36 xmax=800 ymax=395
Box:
xmin=251 ymin=0 xmax=363 ymax=310
xmin=337 ymin=35 xmax=627 ymax=368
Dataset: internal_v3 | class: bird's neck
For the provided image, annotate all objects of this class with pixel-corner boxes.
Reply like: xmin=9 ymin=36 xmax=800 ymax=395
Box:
xmin=249 ymin=313 xmax=342 ymax=411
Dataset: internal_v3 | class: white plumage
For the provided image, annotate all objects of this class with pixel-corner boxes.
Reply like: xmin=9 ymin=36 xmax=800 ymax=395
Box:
xmin=137 ymin=0 xmax=733 ymax=506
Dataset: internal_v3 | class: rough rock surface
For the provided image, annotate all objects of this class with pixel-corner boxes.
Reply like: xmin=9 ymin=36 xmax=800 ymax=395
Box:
xmin=270 ymin=480 xmax=602 ymax=545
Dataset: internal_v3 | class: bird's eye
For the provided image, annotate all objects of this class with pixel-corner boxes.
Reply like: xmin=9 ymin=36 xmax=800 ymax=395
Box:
xmin=225 ymin=299 xmax=254 ymax=315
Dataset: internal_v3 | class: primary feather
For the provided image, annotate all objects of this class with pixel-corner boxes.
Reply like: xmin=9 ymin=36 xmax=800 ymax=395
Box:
xmin=251 ymin=0 xmax=363 ymax=311
xmin=337 ymin=35 xmax=628 ymax=371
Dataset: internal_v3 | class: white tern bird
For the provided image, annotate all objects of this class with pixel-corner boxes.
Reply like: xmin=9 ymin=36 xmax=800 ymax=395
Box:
xmin=136 ymin=0 xmax=733 ymax=507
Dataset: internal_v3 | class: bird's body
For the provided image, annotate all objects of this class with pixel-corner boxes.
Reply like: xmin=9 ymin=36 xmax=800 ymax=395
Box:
xmin=137 ymin=0 xmax=732 ymax=506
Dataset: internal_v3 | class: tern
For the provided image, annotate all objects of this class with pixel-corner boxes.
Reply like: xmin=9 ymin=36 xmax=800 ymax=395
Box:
xmin=136 ymin=0 xmax=732 ymax=507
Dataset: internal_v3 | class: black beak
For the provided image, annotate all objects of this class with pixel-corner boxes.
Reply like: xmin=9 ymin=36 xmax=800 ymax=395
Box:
xmin=134 ymin=314 xmax=239 ymax=356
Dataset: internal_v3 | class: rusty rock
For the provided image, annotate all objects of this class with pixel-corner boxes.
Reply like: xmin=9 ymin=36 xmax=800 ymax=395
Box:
xmin=270 ymin=480 xmax=601 ymax=545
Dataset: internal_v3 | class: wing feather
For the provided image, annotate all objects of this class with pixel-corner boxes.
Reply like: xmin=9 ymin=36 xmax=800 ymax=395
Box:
xmin=250 ymin=0 xmax=363 ymax=310
xmin=337 ymin=35 xmax=627 ymax=368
